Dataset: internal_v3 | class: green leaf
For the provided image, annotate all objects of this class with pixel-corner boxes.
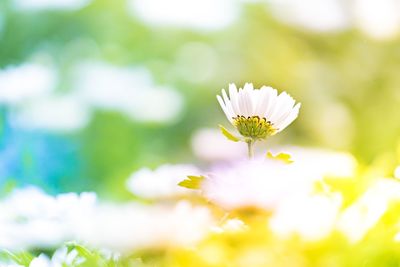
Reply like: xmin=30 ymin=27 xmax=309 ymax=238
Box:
xmin=66 ymin=242 xmax=111 ymax=267
xmin=0 ymin=250 xmax=34 ymax=266
xmin=178 ymin=175 xmax=204 ymax=189
xmin=266 ymin=151 xmax=294 ymax=164
xmin=219 ymin=124 xmax=240 ymax=142
xmin=66 ymin=242 xmax=94 ymax=259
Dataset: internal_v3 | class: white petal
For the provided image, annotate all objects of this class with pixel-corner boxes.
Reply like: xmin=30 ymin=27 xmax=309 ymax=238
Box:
xmin=218 ymin=83 xmax=300 ymax=130
xmin=228 ymin=83 xmax=240 ymax=115
xmin=243 ymin=83 xmax=254 ymax=91
xmin=217 ymin=95 xmax=234 ymax=122
xmin=268 ymin=92 xmax=295 ymax=123
xmin=222 ymin=89 xmax=235 ymax=119
xmin=246 ymin=83 xmax=257 ymax=116
xmin=254 ymin=89 xmax=269 ymax=117
xmin=262 ymin=87 xmax=278 ymax=119
xmin=237 ymin=87 xmax=249 ymax=117
xmin=275 ymin=103 xmax=301 ymax=131
xmin=251 ymin=88 xmax=262 ymax=115
xmin=270 ymin=94 xmax=296 ymax=125
xmin=243 ymin=83 xmax=255 ymax=115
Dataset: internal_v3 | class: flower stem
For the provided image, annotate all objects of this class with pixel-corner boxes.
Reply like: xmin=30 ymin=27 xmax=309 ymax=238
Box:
xmin=246 ymin=139 xmax=255 ymax=159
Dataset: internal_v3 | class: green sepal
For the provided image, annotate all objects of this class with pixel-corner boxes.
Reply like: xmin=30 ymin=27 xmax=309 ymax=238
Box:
xmin=266 ymin=151 xmax=294 ymax=164
xmin=178 ymin=175 xmax=205 ymax=189
xmin=219 ymin=124 xmax=241 ymax=142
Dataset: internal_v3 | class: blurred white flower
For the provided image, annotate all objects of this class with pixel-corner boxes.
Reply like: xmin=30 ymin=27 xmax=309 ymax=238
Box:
xmin=217 ymin=83 xmax=300 ymax=139
xmin=394 ymin=166 xmax=400 ymax=179
xmin=0 ymin=187 xmax=213 ymax=253
xmin=353 ymin=0 xmax=400 ymax=40
xmin=191 ymin=128 xmax=247 ymax=162
xmin=29 ymin=247 xmax=83 ymax=267
xmin=268 ymin=0 xmax=349 ymax=32
xmin=0 ymin=187 xmax=97 ymax=250
xmin=0 ymin=63 xmax=56 ymax=105
xmin=126 ymin=164 xmax=201 ymax=199
xmin=74 ymin=62 xmax=152 ymax=109
xmin=13 ymin=0 xmax=92 ymax=11
xmin=76 ymin=201 xmax=213 ymax=252
xmin=28 ymin=255 xmax=51 ymax=267
xmin=277 ymin=146 xmax=358 ymax=180
xmin=128 ymin=0 xmax=239 ymax=31
xmin=394 ymin=232 xmax=400 ymax=242
xmin=267 ymin=0 xmax=400 ymax=39
xmin=202 ymin=158 xmax=313 ymax=210
xmin=338 ymin=178 xmax=400 ymax=243
xmin=74 ymin=61 xmax=183 ymax=123
xmin=129 ymin=88 xmax=183 ymax=122
xmin=270 ymin=193 xmax=342 ymax=241
xmin=11 ymin=95 xmax=91 ymax=132
xmin=51 ymin=247 xmax=83 ymax=266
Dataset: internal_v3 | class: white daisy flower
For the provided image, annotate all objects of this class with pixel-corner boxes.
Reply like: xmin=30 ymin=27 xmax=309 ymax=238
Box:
xmin=217 ymin=83 xmax=301 ymax=140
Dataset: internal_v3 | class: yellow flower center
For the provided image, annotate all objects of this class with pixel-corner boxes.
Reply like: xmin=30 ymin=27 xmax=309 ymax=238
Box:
xmin=232 ymin=116 xmax=277 ymax=139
